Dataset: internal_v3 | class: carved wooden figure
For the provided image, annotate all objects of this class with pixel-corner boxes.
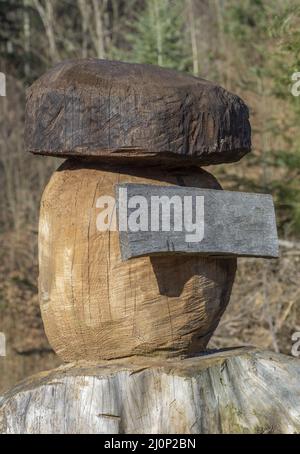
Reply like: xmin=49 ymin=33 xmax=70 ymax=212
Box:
xmin=1 ymin=60 xmax=291 ymax=435
xmin=28 ymin=59 xmax=254 ymax=361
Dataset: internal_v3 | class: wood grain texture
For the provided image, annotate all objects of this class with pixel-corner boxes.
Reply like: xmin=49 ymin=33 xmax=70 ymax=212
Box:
xmin=38 ymin=159 xmax=236 ymax=362
xmin=117 ymin=184 xmax=279 ymax=260
xmin=25 ymin=59 xmax=251 ymax=166
xmin=1 ymin=348 xmax=300 ymax=434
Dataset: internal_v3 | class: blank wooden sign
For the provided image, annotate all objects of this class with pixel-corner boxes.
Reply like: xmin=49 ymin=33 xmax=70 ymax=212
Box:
xmin=116 ymin=183 xmax=279 ymax=261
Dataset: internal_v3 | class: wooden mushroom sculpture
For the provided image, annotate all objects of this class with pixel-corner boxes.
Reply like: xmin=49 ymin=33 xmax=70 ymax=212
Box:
xmin=27 ymin=59 xmax=254 ymax=361
xmin=1 ymin=60 xmax=297 ymax=435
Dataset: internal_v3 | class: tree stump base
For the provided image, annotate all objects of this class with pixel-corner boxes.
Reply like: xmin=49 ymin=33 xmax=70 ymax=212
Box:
xmin=1 ymin=348 xmax=299 ymax=434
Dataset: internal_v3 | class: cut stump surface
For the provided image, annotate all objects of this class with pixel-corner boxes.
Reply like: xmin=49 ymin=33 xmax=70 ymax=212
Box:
xmin=1 ymin=348 xmax=299 ymax=434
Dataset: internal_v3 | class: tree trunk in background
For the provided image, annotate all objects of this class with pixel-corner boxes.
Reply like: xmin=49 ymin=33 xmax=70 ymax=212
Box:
xmin=213 ymin=0 xmax=230 ymax=87
xmin=32 ymin=0 xmax=59 ymax=63
xmin=77 ymin=0 xmax=90 ymax=58
xmin=92 ymin=0 xmax=106 ymax=59
xmin=153 ymin=0 xmax=163 ymax=66
xmin=187 ymin=0 xmax=199 ymax=75
xmin=23 ymin=0 xmax=30 ymax=77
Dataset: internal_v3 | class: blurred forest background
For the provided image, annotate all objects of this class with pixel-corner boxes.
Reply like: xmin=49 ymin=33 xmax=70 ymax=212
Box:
xmin=0 ymin=0 xmax=300 ymax=393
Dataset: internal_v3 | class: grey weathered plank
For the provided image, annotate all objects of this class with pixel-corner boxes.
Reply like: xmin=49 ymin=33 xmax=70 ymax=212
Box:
xmin=116 ymin=183 xmax=279 ymax=260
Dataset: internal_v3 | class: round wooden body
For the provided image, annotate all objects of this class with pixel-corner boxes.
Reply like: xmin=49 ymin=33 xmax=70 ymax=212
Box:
xmin=39 ymin=160 xmax=236 ymax=361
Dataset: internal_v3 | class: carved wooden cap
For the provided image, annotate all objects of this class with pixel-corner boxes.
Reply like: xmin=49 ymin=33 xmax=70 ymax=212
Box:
xmin=25 ymin=58 xmax=251 ymax=166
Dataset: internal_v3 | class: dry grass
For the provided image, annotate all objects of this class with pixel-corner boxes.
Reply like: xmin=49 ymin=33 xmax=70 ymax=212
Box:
xmin=211 ymin=246 xmax=300 ymax=354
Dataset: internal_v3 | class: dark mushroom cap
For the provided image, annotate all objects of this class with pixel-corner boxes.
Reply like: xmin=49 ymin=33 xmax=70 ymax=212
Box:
xmin=25 ymin=58 xmax=251 ymax=166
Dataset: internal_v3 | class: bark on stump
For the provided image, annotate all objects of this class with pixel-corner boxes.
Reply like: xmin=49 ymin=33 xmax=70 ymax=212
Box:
xmin=1 ymin=348 xmax=300 ymax=434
